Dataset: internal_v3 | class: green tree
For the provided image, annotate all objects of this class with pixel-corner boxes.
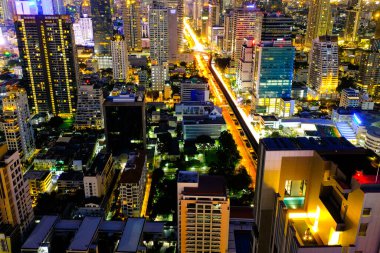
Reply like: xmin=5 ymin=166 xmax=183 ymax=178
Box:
xmin=48 ymin=116 xmax=64 ymax=129
xmin=336 ymin=76 xmax=356 ymax=92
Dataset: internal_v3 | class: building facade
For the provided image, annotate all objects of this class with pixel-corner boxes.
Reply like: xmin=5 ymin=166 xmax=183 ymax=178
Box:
xmin=0 ymin=145 xmax=34 ymax=234
xmin=357 ymin=49 xmax=380 ymax=98
xmin=1 ymin=89 xmax=35 ymax=161
xmin=111 ymin=34 xmax=129 ymax=81
xmin=122 ymin=0 xmax=142 ymax=52
xmin=307 ymin=35 xmax=339 ymax=98
xmin=90 ymin=0 xmax=113 ymax=55
xmin=15 ymin=15 xmax=79 ymax=117
xmin=177 ymin=171 xmax=230 ymax=253
xmin=305 ymin=0 xmax=332 ymax=48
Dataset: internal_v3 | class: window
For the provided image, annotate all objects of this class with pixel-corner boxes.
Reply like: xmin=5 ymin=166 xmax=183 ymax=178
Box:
xmin=358 ymin=223 xmax=368 ymax=236
xmin=362 ymin=208 xmax=371 ymax=216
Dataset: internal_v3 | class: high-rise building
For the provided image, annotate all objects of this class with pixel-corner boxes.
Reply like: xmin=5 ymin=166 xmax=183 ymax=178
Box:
xmin=74 ymin=76 xmax=104 ymax=130
xmin=305 ymin=0 xmax=332 ymax=48
xmin=149 ymin=3 xmax=169 ymax=65
xmin=111 ymin=34 xmax=129 ymax=81
xmin=259 ymin=12 xmax=293 ymax=42
xmin=0 ymin=145 xmax=34 ymax=234
xmin=357 ymin=47 xmax=380 ymax=98
xmin=15 ymin=15 xmax=79 ymax=117
xmin=375 ymin=8 xmax=380 ymax=39
xmin=103 ymin=86 xmax=146 ymax=154
xmin=168 ymin=7 xmax=179 ymax=61
xmin=90 ymin=0 xmax=113 ymax=55
xmin=119 ymin=151 xmax=147 ymax=217
xmin=231 ymin=5 xmax=260 ymax=64
xmin=14 ymin=0 xmax=38 ymax=15
xmin=236 ymin=37 xmax=254 ymax=91
xmin=0 ymin=0 xmax=12 ymax=25
xmin=253 ymin=40 xmax=295 ymax=114
xmin=151 ymin=63 xmax=169 ymax=91
xmin=177 ymin=171 xmax=230 ymax=253
xmin=40 ymin=0 xmax=65 ymax=15
xmin=122 ymin=0 xmax=142 ymax=52
xmin=307 ymin=35 xmax=339 ymax=98
xmin=165 ymin=0 xmax=184 ymax=52
xmin=344 ymin=8 xmax=360 ymax=42
xmin=1 ymin=89 xmax=35 ymax=161
xmin=254 ymin=137 xmax=380 ymax=253
xmin=223 ymin=9 xmax=234 ymax=53
xmin=73 ymin=15 xmax=94 ymax=46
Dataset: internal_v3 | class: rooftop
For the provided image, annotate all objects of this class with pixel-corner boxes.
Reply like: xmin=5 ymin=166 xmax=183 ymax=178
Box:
xmin=183 ymin=115 xmax=225 ymax=125
xmin=67 ymin=217 xmax=102 ymax=251
xmin=24 ymin=170 xmax=50 ymax=181
xmin=21 ymin=216 xmax=59 ymax=250
xmin=116 ymin=218 xmax=145 ymax=253
xmin=178 ymin=171 xmax=199 ymax=183
xmin=86 ymin=152 xmax=112 ymax=176
xmin=183 ymin=175 xmax=227 ymax=197
xmin=119 ymin=152 xmax=146 ymax=184
xmin=262 ymin=137 xmax=355 ymax=151
xmin=106 ymin=84 xmax=145 ymax=103
xmin=58 ymin=171 xmax=83 ymax=182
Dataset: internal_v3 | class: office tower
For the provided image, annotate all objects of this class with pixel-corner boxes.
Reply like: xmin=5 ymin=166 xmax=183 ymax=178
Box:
xmin=236 ymin=38 xmax=254 ymax=91
xmin=149 ymin=3 xmax=169 ymax=65
xmin=344 ymin=8 xmax=360 ymax=42
xmin=253 ymin=40 xmax=295 ymax=114
xmin=231 ymin=5 xmax=260 ymax=64
xmin=254 ymin=137 xmax=380 ymax=253
xmin=177 ymin=171 xmax=230 ymax=253
xmin=73 ymin=15 xmax=94 ymax=46
xmin=122 ymin=0 xmax=142 ymax=52
xmin=74 ymin=76 xmax=104 ymax=130
xmin=103 ymin=86 xmax=146 ymax=154
xmin=14 ymin=0 xmax=38 ymax=15
xmin=119 ymin=151 xmax=147 ymax=217
xmin=166 ymin=0 xmax=184 ymax=52
xmin=15 ymin=15 xmax=79 ymax=117
xmin=2 ymin=89 xmax=35 ymax=161
xmin=168 ymin=7 xmax=178 ymax=61
xmin=307 ymin=35 xmax=339 ymax=98
xmin=305 ymin=0 xmax=332 ymax=48
xmin=0 ymin=145 xmax=34 ymax=234
xmin=357 ymin=47 xmax=380 ymax=97
xmin=40 ymin=0 xmax=65 ymax=15
xmin=223 ymin=9 xmax=234 ymax=53
xmin=209 ymin=0 xmax=221 ymax=28
xmin=259 ymin=12 xmax=293 ymax=42
xmin=111 ymin=34 xmax=129 ymax=81
xmin=90 ymin=0 xmax=113 ymax=55
xmin=180 ymin=78 xmax=209 ymax=102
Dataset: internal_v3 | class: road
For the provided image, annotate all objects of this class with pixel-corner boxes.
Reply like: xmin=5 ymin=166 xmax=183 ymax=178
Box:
xmin=184 ymin=19 xmax=257 ymax=183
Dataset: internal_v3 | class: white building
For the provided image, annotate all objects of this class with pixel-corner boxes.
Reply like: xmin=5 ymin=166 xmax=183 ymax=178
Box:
xmin=308 ymin=35 xmax=339 ymax=98
xmin=339 ymin=88 xmax=360 ymax=108
xmin=119 ymin=152 xmax=147 ymax=217
xmin=84 ymin=153 xmax=114 ymax=198
xmin=149 ymin=4 xmax=169 ymax=65
xmin=0 ymin=145 xmax=34 ymax=234
xmin=73 ymin=16 xmax=94 ymax=46
xmin=1 ymin=89 xmax=35 ymax=161
xmin=236 ymin=37 xmax=254 ymax=91
xmin=151 ymin=63 xmax=169 ymax=91
xmin=74 ymin=77 xmax=104 ymax=130
xmin=111 ymin=34 xmax=129 ymax=81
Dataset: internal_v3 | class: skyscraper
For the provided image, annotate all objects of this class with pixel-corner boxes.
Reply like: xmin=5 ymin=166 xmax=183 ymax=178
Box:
xmin=2 ymin=88 xmax=35 ymax=161
xmin=177 ymin=171 xmax=230 ymax=253
xmin=305 ymin=0 xmax=332 ymax=48
xmin=344 ymin=8 xmax=360 ymax=42
xmin=74 ymin=76 xmax=104 ymax=130
xmin=103 ymin=86 xmax=146 ymax=154
xmin=149 ymin=3 xmax=169 ymax=65
xmin=231 ymin=5 xmax=260 ymax=64
xmin=122 ymin=0 xmax=142 ymax=52
xmin=111 ymin=34 xmax=129 ymax=81
xmin=357 ymin=46 xmax=380 ymax=97
xmin=0 ymin=145 xmax=34 ymax=234
xmin=259 ymin=12 xmax=293 ymax=42
xmin=253 ymin=40 xmax=295 ymax=114
xmin=308 ymin=35 xmax=339 ymax=97
xmin=90 ymin=0 xmax=113 ymax=55
xmin=15 ymin=15 xmax=79 ymax=117
xmin=236 ymin=38 xmax=254 ymax=91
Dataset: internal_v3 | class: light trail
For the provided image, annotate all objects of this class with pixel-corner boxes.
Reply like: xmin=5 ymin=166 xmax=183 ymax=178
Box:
xmin=184 ymin=18 xmax=204 ymax=52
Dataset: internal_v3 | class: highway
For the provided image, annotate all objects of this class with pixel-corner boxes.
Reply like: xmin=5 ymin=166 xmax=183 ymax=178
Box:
xmin=184 ymin=19 xmax=258 ymax=182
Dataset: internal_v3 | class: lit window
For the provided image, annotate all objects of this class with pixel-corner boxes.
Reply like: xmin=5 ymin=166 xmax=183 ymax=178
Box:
xmin=358 ymin=223 xmax=368 ymax=236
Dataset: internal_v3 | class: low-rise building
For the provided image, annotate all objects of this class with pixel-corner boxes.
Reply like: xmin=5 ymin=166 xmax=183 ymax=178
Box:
xmin=180 ymin=78 xmax=209 ymax=102
xmin=119 ymin=151 xmax=147 ymax=217
xmin=57 ymin=171 xmax=84 ymax=192
xmin=183 ymin=114 xmax=226 ymax=140
xmin=24 ymin=170 xmax=52 ymax=205
xmin=175 ymin=101 xmax=216 ymax=121
xmin=339 ymin=88 xmax=360 ymax=108
xmin=83 ymin=152 xmax=114 ymax=198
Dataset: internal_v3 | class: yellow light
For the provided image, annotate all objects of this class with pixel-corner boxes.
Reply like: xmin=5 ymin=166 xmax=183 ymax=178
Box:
xmin=328 ymin=229 xmax=341 ymax=245
xmin=312 ymin=206 xmax=320 ymax=232
xmin=288 ymin=212 xmax=317 ymax=219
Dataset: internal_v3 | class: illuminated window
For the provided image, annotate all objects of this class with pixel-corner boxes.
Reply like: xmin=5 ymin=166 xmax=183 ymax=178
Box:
xmin=358 ymin=223 xmax=368 ymax=236
xmin=362 ymin=208 xmax=371 ymax=216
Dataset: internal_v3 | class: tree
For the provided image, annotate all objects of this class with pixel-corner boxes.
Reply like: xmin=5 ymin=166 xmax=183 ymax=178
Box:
xmin=48 ymin=116 xmax=64 ymax=129
xmin=336 ymin=76 xmax=356 ymax=92
xmin=157 ymin=132 xmax=173 ymax=153
xmin=179 ymin=61 xmax=187 ymax=67
xmin=214 ymin=57 xmax=231 ymax=70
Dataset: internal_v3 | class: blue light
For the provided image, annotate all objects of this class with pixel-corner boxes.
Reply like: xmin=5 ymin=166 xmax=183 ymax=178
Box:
xmin=353 ymin=113 xmax=362 ymax=125
xmin=246 ymin=4 xmax=256 ymax=8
